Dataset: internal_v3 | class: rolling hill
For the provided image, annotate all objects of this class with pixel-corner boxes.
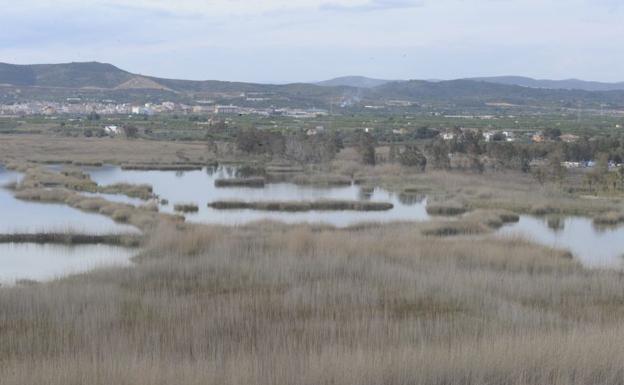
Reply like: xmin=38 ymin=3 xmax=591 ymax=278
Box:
xmin=1 ymin=62 xmax=624 ymax=109
xmin=468 ymin=76 xmax=624 ymax=92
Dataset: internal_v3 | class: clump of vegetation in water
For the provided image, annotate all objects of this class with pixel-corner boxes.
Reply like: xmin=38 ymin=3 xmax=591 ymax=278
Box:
xmin=593 ymin=211 xmax=624 ymax=227
xmin=208 ymin=200 xmax=393 ymax=212
xmin=121 ymin=163 xmax=203 ymax=171
xmin=99 ymin=183 xmax=155 ymax=200
xmin=0 ymin=233 xmax=141 ymax=247
xmin=214 ymin=178 xmax=265 ymax=188
xmin=174 ymin=203 xmax=200 ymax=213
xmin=426 ymin=202 xmax=468 ymax=216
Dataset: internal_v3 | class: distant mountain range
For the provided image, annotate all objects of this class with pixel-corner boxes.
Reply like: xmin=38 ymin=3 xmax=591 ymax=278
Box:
xmin=468 ymin=76 xmax=624 ymax=92
xmin=1 ymin=62 xmax=624 ymax=109
xmin=317 ymin=75 xmax=624 ymax=92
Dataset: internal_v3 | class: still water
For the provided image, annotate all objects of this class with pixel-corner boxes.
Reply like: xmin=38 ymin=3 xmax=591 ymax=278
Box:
xmin=497 ymin=216 xmax=624 ymax=269
xmin=83 ymin=165 xmax=624 ymax=268
xmin=0 ymin=166 xmax=138 ymax=234
xmin=84 ymin=165 xmax=431 ymax=226
xmin=5 ymin=164 xmax=624 ymax=271
xmin=0 ymin=243 xmax=134 ymax=285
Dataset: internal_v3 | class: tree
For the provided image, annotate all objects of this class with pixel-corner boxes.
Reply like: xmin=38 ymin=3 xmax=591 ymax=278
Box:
xmin=427 ymin=140 xmax=451 ymax=170
xmin=591 ymin=152 xmax=610 ymax=190
xmin=388 ymin=142 xmax=398 ymax=163
xmin=413 ymin=126 xmax=439 ymax=139
xmin=87 ymin=111 xmax=100 ymax=121
xmin=517 ymin=148 xmax=531 ymax=173
xmin=399 ymin=144 xmax=427 ymax=171
xmin=356 ymin=132 xmax=376 ymax=166
xmin=361 ymin=142 xmax=376 ymax=166
xmin=548 ymin=149 xmax=566 ymax=183
xmin=544 ymin=127 xmax=562 ymax=141
xmin=123 ymin=125 xmax=139 ymax=139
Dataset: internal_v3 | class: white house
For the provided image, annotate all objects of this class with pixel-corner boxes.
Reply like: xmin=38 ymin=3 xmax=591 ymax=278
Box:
xmin=442 ymin=132 xmax=456 ymax=140
xmin=104 ymin=125 xmax=119 ymax=135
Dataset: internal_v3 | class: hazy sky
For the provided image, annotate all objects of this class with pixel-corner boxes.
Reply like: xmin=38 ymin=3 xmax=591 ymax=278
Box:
xmin=1 ymin=0 xmax=623 ymax=83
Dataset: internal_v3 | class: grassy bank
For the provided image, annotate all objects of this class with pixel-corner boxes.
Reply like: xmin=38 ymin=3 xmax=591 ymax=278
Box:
xmin=208 ymin=200 xmax=394 ymax=211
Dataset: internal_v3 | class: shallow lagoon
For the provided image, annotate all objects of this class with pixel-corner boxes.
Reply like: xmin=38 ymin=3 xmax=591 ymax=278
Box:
xmin=0 ymin=243 xmax=134 ymax=285
xmin=0 ymin=166 xmax=138 ymax=234
xmin=84 ymin=165 xmax=431 ymax=227
xmin=83 ymin=165 xmax=624 ymax=268
xmin=498 ymin=216 xmax=624 ymax=269
xmin=5 ymin=164 xmax=624 ymax=271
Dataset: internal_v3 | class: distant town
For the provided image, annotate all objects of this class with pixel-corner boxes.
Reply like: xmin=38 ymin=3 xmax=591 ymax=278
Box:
xmin=0 ymin=99 xmax=329 ymax=119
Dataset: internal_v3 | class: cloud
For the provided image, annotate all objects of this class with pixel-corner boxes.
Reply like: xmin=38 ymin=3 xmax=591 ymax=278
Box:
xmin=320 ymin=0 xmax=424 ymax=12
xmin=1 ymin=0 xmax=623 ymax=82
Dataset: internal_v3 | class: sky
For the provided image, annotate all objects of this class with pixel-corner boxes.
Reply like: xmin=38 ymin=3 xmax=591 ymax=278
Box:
xmin=0 ymin=0 xmax=623 ymax=83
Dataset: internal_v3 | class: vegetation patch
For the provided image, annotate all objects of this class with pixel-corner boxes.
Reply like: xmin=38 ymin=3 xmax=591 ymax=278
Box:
xmin=464 ymin=209 xmax=520 ymax=229
xmin=530 ymin=204 xmax=561 ymax=216
xmin=593 ymin=211 xmax=624 ymax=227
xmin=265 ymin=165 xmax=304 ymax=173
xmin=421 ymin=221 xmax=487 ymax=236
xmin=174 ymin=203 xmax=199 ymax=213
xmin=426 ymin=202 xmax=468 ymax=216
xmin=289 ymin=174 xmax=352 ymax=186
xmin=0 ymin=233 xmax=141 ymax=247
xmin=99 ymin=183 xmax=154 ymax=200
xmin=214 ymin=177 xmax=265 ymax=188
xmin=121 ymin=163 xmax=204 ymax=171
xmin=208 ymin=200 xmax=393 ymax=212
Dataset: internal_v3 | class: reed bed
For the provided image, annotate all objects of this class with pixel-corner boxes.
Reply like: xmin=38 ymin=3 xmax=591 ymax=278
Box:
xmin=214 ymin=177 xmax=266 ymax=188
xmin=121 ymin=164 xmax=204 ymax=171
xmin=289 ymin=174 xmax=352 ymax=186
xmin=426 ymin=202 xmax=468 ymax=216
xmin=593 ymin=211 xmax=624 ymax=226
xmin=208 ymin=200 xmax=394 ymax=211
xmin=174 ymin=203 xmax=199 ymax=213
xmin=99 ymin=183 xmax=155 ymax=200
xmin=15 ymin=187 xmax=181 ymax=231
xmin=0 ymin=233 xmax=141 ymax=247
xmin=4 ymin=141 xmax=624 ymax=383
xmin=2 ymin=221 xmax=623 ymax=384
xmin=265 ymin=165 xmax=304 ymax=173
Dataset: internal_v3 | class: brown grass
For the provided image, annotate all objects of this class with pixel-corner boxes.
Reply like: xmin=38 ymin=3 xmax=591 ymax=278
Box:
xmin=426 ymin=201 xmax=468 ymax=216
xmin=4 ymin=139 xmax=624 ymax=383
xmin=99 ymin=183 xmax=154 ymax=200
xmin=4 ymin=221 xmax=624 ymax=384
xmin=0 ymin=135 xmax=211 ymax=165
